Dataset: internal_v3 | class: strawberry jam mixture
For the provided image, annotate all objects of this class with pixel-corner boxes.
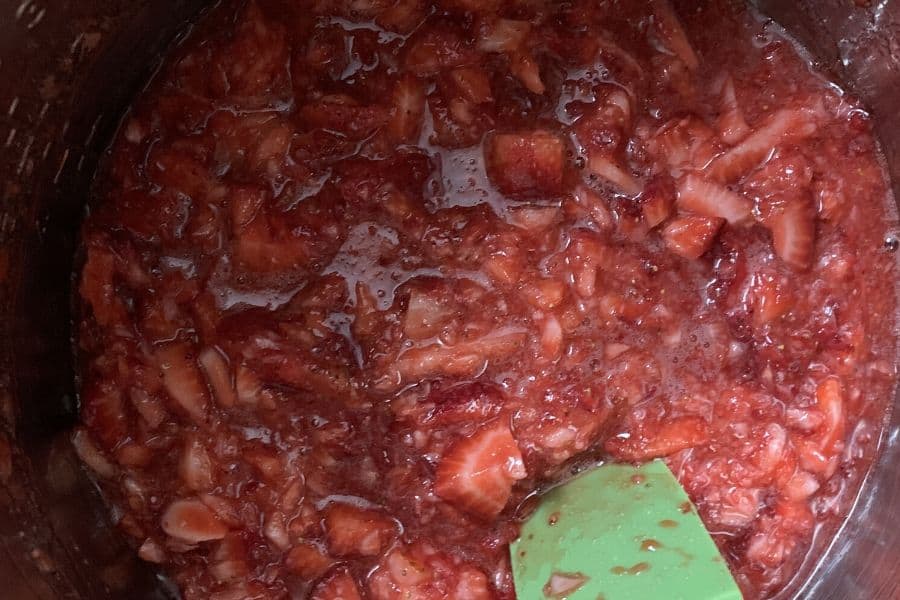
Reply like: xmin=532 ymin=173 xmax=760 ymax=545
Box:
xmin=75 ymin=0 xmax=898 ymax=598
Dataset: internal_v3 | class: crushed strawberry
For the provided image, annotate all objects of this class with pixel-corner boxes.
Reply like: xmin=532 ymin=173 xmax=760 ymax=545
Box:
xmin=76 ymin=1 xmax=897 ymax=599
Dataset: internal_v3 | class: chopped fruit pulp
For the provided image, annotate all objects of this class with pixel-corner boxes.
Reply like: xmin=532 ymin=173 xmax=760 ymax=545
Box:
xmin=76 ymin=1 xmax=897 ymax=599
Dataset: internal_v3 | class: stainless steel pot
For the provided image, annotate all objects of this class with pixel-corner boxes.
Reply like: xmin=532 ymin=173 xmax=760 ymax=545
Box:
xmin=0 ymin=1 xmax=897 ymax=598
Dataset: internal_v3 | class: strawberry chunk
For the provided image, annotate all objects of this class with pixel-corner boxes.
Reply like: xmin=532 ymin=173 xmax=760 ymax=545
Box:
xmin=80 ymin=244 xmax=128 ymax=330
xmin=449 ymin=66 xmax=493 ymax=104
xmin=707 ymin=108 xmax=819 ymax=183
xmin=476 ymin=18 xmax=530 ymax=53
xmin=749 ymin=272 xmax=793 ymax=327
xmin=323 ymin=503 xmax=398 ymax=557
xmin=646 ymin=115 xmax=721 ymax=175
xmin=767 ymin=198 xmax=816 ymax=270
xmin=716 ymin=76 xmax=750 ymax=144
xmin=311 ymin=570 xmax=362 ymax=600
xmin=607 ymin=416 xmax=710 ymax=461
xmin=161 ymin=498 xmax=229 ymax=543
xmin=651 ymin=0 xmax=699 ymax=70
xmin=485 ymin=131 xmax=565 ymax=196
xmin=299 ymin=96 xmax=389 ymax=140
xmin=231 ymin=187 xmax=311 ymax=272
xmin=404 ymin=26 xmax=479 ymax=75
xmin=368 ymin=543 xmax=492 ymax=600
xmin=677 ymin=174 xmax=752 ymax=225
xmin=434 ymin=420 xmax=526 ymax=519
xmin=383 ymin=330 xmax=526 ymax=392
xmin=285 ymin=542 xmax=334 ymax=579
xmin=509 ymin=50 xmax=545 ymax=94
xmin=587 ymin=154 xmax=642 ymax=197
xmin=210 ymin=534 xmax=250 ymax=582
xmin=662 ymin=215 xmax=723 ymax=259
xmin=387 ymin=73 xmax=426 ymax=143
xmin=80 ymin=380 xmax=128 ymax=451
xmin=376 ymin=0 xmax=428 ymax=34
xmin=156 ymin=341 xmax=210 ymax=424
xmin=640 ymin=176 xmax=676 ymax=228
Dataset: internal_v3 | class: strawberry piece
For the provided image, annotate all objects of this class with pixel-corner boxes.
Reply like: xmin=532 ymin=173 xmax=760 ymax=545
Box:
xmin=816 ymin=377 xmax=845 ymax=457
xmin=449 ymin=66 xmax=493 ymax=104
xmin=71 ymin=427 xmax=117 ymax=478
xmin=587 ymin=154 xmax=642 ymax=197
xmin=662 ymin=215 xmax=724 ymax=259
xmin=428 ymin=93 xmax=489 ymax=149
xmin=387 ymin=74 xmax=426 ymax=144
xmin=607 ymin=416 xmax=709 ymax=461
xmin=476 ymin=18 xmax=530 ymax=53
xmin=161 ymin=498 xmax=229 ymax=543
xmin=156 ymin=341 xmax=210 ymax=424
xmin=404 ymin=288 xmax=456 ymax=340
xmin=368 ymin=542 xmax=492 ymax=600
xmin=285 ymin=542 xmax=333 ymax=579
xmin=179 ymin=435 xmax=215 ymax=491
xmin=651 ymin=0 xmax=699 ymax=70
xmin=80 ymin=244 xmax=128 ymax=329
xmin=230 ymin=187 xmax=311 ymax=272
xmin=376 ymin=0 xmax=428 ymax=34
xmin=485 ymin=131 xmax=566 ymax=196
xmin=434 ymin=420 xmax=526 ymax=519
xmin=404 ymin=26 xmax=479 ymax=76
xmin=646 ymin=116 xmax=721 ymax=175
xmin=385 ymin=329 xmax=526 ymax=392
xmin=426 ymin=382 xmax=505 ymax=427
xmin=767 ymin=198 xmax=816 ymax=270
xmin=80 ymin=380 xmax=128 ymax=451
xmin=716 ymin=76 xmax=750 ymax=144
xmin=311 ymin=570 xmax=362 ymax=600
xmin=299 ymin=96 xmax=389 ymax=140
xmin=640 ymin=176 xmax=676 ymax=228
xmin=677 ymin=174 xmax=752 ymax=225
xmin=749 ymin=273 xmax=793 ymax=327
xmin=323 ymin=503 xmax=398 ymax=557
xmin=147 ymin=146 xmax=211 ymax=201
xmin=199 ymin=346 xmax=237 ymax=409
xmin=707 ymin=108 xmax=819 ymax=183
xmin=210 ymin=534 xmax=250 ymax=583
xmin=221 ymin=3 xmax=288 ymax=96
xmin=509 ymin=50 xmax=545 ymax=94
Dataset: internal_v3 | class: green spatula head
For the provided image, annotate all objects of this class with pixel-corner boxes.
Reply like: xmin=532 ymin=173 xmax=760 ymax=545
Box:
xmin=510 ymin=461 xmax=743 ymax=600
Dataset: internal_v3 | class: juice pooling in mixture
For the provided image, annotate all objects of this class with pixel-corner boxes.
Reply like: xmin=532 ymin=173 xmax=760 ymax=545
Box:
xmin=74 ymin=0 xmax=898 ymax=598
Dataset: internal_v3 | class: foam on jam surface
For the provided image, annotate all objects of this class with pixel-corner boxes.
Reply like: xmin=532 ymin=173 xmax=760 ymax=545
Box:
xmin=75 ymin=1 xmax=898 ymax=598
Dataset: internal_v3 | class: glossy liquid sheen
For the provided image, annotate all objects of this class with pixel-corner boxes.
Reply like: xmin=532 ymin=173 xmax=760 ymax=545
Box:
xmin=75 ymin=1 xmax=898 ymax=598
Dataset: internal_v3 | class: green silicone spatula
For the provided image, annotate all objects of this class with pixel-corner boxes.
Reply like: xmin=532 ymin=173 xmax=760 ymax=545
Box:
xmin=510 ymin=460 xmax=743 ymax=600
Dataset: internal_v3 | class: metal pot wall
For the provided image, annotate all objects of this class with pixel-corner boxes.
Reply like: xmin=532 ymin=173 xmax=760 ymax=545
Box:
xmin=0 ymin=1 xmax=897 ymax=598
